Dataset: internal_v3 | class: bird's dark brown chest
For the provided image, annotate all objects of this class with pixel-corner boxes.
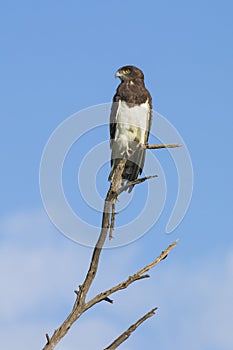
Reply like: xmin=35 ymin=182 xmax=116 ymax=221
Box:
xmin=115 ymin=81 xmax=151 ymax=107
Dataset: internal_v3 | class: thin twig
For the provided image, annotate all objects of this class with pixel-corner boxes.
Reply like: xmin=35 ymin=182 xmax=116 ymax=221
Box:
xmin=104 ymin=297 xmax=114 ymax=304
xmin=85 ymin=240 xmax=178 ymax=311
xmin=103 ymin=308 xmax=158 ymax=350
xmin=45 ymin=334 xmax=50 ymax=345
xmin=146 ymin=143 xmax=182 ymax=149
xmin=117 ymin=175 xmax=158 ymax=196
xmin=136 ymin=240 xmax=178 ymax=275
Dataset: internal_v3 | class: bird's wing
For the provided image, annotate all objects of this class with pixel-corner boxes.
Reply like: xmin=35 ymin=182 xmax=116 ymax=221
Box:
xmin=109 ymin=94 xmax=120 ymax=149
xmin=138 ymin=104 xmax=152 ymax=173
xmin=125 ymin=103 xmax=152 ymax=186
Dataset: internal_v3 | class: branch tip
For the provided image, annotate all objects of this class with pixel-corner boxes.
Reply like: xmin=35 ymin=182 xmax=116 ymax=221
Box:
xmin=152 ymin=306 xmax=158 ymax=313
xmin=103 ymin=307 xmax=158 ymax=350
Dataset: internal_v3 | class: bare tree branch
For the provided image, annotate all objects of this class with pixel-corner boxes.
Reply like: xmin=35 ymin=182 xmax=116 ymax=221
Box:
xmin=146 ymin=143 xmax=182 ymax=149
xmin=116 ymin=175 xmax=158 ymax=196
xmin=103 ymin=308 xmax=158 ymax=350
xmin=42 ymin=143 xmax=181 ymax=349
xmin=42 ymin=159 xmax=126 ymax=350
xmin=85 ymin=240 xmax=178 ymax=311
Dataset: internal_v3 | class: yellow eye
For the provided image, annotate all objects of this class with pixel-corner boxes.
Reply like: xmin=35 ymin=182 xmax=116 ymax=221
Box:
xmin=123 ymin=68 xmax=130 ymax=74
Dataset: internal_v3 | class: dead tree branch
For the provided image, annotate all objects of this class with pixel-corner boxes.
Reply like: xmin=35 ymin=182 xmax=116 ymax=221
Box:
xmin=146 ymin=143 xmax=182 ymax=149
xmin=42 ymin=159 xmax=126 ymax=350
xmin=103 ymin=308 xmax=158 ymax=350
xmin=42 ymin=143 xmax=180 ymax=350
xmin=84 ymin=240 xmax=178 ymax=311
xmin=116 ymin=175 xmax=158 ymax=196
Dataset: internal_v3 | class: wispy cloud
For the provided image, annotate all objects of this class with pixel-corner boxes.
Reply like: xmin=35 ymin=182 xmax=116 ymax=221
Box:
xmin=1 ymin=210 xmax=233 ymax=349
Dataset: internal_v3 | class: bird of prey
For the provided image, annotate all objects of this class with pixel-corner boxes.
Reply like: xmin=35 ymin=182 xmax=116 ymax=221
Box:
xmin=108 ymin=65 xmax=152 ymax=192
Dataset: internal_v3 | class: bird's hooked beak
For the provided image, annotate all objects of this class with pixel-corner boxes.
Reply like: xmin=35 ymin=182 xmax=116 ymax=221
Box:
xmin=115 ymin=70 xmax=123 ymax=79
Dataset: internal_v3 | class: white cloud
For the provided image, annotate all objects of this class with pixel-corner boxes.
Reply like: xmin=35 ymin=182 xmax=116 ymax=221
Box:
xmin=112 ymin=251 xmax=233 ymax=350
xmin=1 ymin=209 xmax=233 ymax=349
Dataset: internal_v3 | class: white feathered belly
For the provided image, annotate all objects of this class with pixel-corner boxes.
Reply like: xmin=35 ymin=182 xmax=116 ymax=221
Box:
xmin=112 ymin=100 xmax=150 ymax=158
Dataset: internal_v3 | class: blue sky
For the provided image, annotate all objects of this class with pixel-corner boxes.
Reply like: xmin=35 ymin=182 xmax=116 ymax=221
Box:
xmin=1 ymin=1 xmax=233 ymax=349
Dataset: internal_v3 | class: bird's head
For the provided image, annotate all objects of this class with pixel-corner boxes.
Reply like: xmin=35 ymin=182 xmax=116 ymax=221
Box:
xmin=115 ymin=65 xmax=144 ymax=82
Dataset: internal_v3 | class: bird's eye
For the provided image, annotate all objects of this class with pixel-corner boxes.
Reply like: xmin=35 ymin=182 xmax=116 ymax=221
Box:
xmin=123 ymin=68 xmax=130 ymax=74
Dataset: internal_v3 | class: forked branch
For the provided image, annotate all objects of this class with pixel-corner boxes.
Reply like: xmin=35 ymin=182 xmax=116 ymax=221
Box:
xmin=42 ymin=159 xmax=127 ymax=350
xmin=42 ymin=143 xmax=180 ymax=350
xmin=84 ymin=240 xmax=178 ymax=311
